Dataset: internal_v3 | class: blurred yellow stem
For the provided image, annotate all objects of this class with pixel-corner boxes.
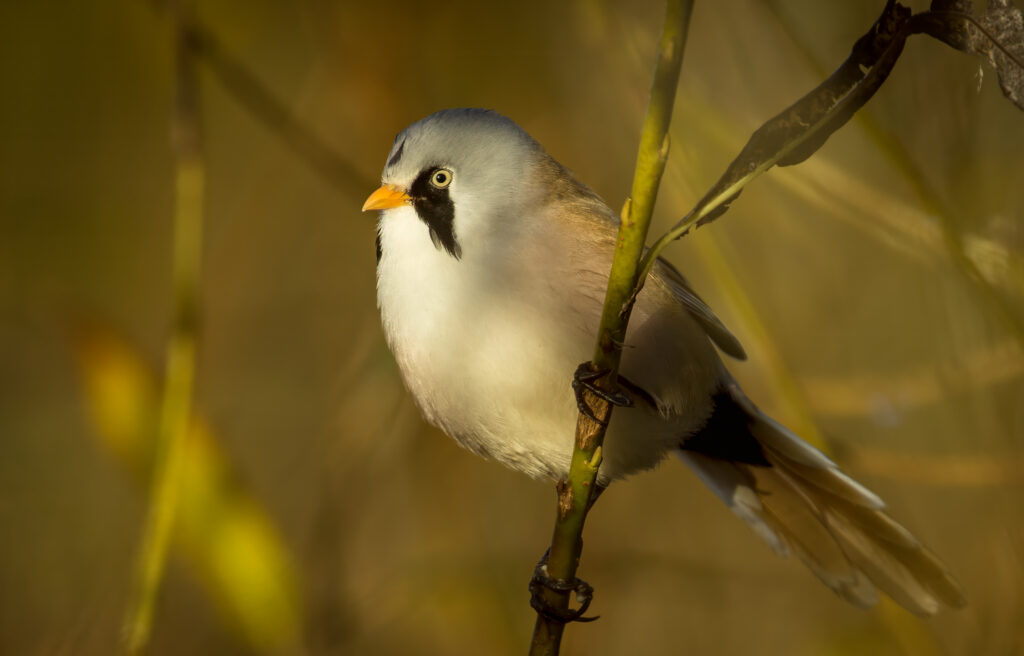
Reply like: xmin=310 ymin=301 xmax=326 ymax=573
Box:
xmin=76 ymin=329 xmax=302 ymax=651
xmin=122 ymin=3 xmax=205 ymax=652
xmin=123 ymin=334 xmax=197 ymax=654
xmin=692 ymin=232 xmax=827 ymax=449
xmin=765 ymin=1 xmax=1024 ymax=348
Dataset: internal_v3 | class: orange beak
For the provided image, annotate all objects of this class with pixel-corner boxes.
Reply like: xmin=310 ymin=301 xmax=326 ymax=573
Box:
xmin=362 ymin=184 xmax=412 ymax=212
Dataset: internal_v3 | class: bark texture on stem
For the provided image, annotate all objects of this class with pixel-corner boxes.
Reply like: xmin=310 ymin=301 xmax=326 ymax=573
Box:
xmin=528 ymin=1 xmax=694 ymax=654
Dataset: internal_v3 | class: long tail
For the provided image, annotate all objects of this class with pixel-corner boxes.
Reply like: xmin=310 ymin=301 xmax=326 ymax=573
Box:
xmin=676 ymin=380 xmax=966 ymax=615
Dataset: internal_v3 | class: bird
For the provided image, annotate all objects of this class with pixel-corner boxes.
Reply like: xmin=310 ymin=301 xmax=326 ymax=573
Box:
xmin=362 ymin=108 xmax=966 ymax=616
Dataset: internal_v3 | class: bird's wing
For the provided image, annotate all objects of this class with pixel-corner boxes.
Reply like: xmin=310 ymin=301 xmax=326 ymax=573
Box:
xmin=652 ymin=258 xmax=746 ymax=361
xmin=548 ymin=167 xmax=744 ymax=361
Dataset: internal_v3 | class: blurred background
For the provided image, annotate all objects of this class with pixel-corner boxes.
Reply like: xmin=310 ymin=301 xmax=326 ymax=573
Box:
xmin=1 ymin=0 xmax=1022 ymax=654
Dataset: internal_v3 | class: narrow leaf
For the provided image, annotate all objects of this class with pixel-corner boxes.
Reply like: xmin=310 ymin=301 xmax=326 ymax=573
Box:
xmin=638 ymin=1 xmax=916 ymax=281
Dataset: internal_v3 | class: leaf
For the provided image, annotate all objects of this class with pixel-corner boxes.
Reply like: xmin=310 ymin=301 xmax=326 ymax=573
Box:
xmin=920 ymin=0 xmax=1024 ymax=109
xmin=639 ymin=1 xmax=917 ymax=279
xmin=709 ymin=0 xmax=912 ymax=207
xmin=775 ymin=2 xmax=913 ymax=167
xmin=694 ymin=0 xmax=912 ymax=228
xmin=73 ymin=328 xmax=302 ymax=653
xmin=639 ymin=0 xmax=1024 ymax=284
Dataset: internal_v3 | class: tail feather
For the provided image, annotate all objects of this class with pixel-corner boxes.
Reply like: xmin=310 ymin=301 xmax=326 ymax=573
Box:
xmin=758 ymin=494 xmax=880 ymax=608
xmin=823 ymin=507 xmax=942 ymax=615
xmin=729 ymin=390 xmax=836 ymax=469
xmin=766 ymin=447 xmax=884 ymax=509
xmin=678 ymin=383 xmax=966 ymax=615
xmin=683 ymin=450 xmax=881 ymax=608
xmin=679 ymin=450 xmax=790 ymax=556
xmin=889 ymin=541 xmax=967 ymax=608
xmin=752 ymin=465 xmax=875 ymax=603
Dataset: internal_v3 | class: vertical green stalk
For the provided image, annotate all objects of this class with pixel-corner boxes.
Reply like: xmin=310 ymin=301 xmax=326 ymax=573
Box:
xmin=122 ymin=3 xmax=204 ymax=653
xmin=528 ymin=1 xmax=694 ymax=654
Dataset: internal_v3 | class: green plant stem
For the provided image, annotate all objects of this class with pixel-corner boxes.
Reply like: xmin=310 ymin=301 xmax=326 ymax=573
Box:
xmin=122 ymin=3 xmax=204 ymax=653
xmin=528 ymin=1 xmax=693 ymax=654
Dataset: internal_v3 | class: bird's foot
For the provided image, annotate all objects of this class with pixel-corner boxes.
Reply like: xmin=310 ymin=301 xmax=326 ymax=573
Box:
xmin=572 ymin=363 xmax=633 ymax=426
xmin=528 ymin=551 xmax=599 ymax=624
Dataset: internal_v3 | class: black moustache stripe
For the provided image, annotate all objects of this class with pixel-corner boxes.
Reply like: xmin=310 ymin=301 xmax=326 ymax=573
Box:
xmin=410 ymin=169 xmax=461 ymax=259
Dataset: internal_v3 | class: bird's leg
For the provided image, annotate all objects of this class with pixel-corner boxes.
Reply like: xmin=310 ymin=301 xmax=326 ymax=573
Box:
xmin=615 ymin=375 xmax=660 ymax=412
xmin=528 ymin=548 xmax=599 ymax=624
xmin=572 ymin=363 xmax=632 ymax=426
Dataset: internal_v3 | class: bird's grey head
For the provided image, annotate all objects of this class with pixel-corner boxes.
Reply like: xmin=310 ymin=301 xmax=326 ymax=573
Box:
xmin=365 ymin=109 xmax=547 ymax=259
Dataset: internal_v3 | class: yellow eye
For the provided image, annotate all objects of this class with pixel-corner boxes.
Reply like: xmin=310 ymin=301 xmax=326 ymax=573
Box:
xmin=429 ymin=168 xmax=453 ymax=189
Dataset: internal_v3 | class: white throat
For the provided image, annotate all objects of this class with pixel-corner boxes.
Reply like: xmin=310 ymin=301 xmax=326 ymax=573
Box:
xmin=375 ymin=200 xmax=595 ymax=478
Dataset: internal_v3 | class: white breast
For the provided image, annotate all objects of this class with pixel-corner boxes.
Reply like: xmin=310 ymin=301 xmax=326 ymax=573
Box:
xmin=375 ymin=204 xmax=720 ymax=482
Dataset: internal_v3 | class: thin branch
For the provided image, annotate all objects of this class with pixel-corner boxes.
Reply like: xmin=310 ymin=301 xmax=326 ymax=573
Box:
xmin=673 ymin=94 xmax=1024 ymax=293
xmin=799 ymin=338 xmax=1023 ymax=418
xmin=185 ymin=21 xmax=375 ymax=198
xmin=122 ymin=2 xmax=204 ymax=653
xmin=637 ymin=0 xmax=1024 ymax=294
xmin=528 ymin=1 xmax=694 ymax=654
xmin=636 ymin=0 xmax=914 ymax=290
xmin=844 ymin=445 xmax=1024 ymax=487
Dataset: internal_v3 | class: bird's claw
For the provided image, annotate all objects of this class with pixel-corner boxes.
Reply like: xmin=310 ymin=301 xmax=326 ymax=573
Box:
xmin=572 ymin=363 xmax=633 ymax=426
xmin=529 ymin=555 xmax=599 ymax=624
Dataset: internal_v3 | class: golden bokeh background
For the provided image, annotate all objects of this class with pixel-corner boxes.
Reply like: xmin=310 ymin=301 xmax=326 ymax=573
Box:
xmin=1 ymin=0 xmax=1022 ymax=654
